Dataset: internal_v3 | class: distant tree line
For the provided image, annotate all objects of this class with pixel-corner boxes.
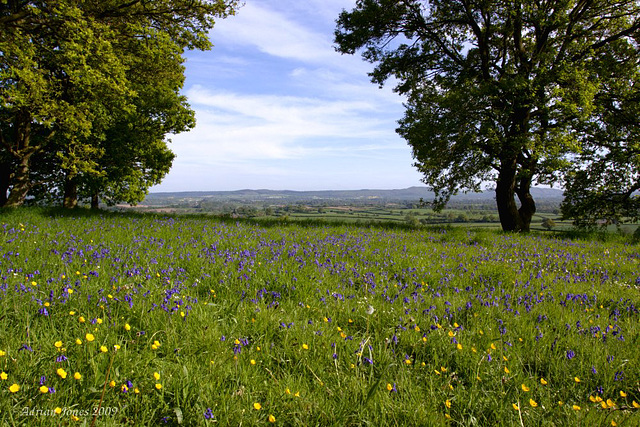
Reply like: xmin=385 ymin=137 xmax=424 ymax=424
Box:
xmin=1 ymin=0 xmax=238 ymax=208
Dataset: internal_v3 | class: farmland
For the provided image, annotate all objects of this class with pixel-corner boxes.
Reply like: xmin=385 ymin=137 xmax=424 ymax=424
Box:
xmin=0 ymin=208 xmax=639 ymax=425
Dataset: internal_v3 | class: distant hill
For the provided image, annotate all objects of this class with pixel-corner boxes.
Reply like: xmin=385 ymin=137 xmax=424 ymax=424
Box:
xmin=143 ymin=186 xmax=563 ymax=206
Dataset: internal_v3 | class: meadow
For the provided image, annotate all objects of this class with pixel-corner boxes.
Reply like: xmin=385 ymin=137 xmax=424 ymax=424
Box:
xmin=0 ymin=208 xmax=638 ymax=426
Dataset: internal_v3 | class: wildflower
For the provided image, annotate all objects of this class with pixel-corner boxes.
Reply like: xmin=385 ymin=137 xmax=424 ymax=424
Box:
xmin=540 ymin=378 xmax=547 ymax=385
xmin=606 ymin=399 xmax=616 ymax=408
xmin=574 ymin=377 xmax=580 ymax=383
xmin=100 ymin=345 xmax=108 ymax=353
xmin=445 ymin=399 xmax=451 ymax=409
xmin=109 ymin=380 xmax=116 ymax=387
xmin=114 ymin=344 xmax=121 ymax=351
xmin=512 ymin=403 xmax=520 ymax=411
xmin=75 ymin=339 xmax=82 ymax=345
xmin=155 ymin=383 xmax=162 ymax=390
xmin=154 ymin=372 xmax=160 ymax=381
xmin=253 ymin=402 xmax=262 ymax=410
xmin=124 ymin=324 xmax=131 ymax=331
xmin=529 ymin=399 xmax=538 ymax=407
xmin=85 ymin=333 xmax=95 ymax=342
xmin=55 ymin=407 xmax=62 ymax=414
xmin=40 ymin=385 xmax=49 ymax=393
xmin=572 ymin=404 xmax=581 ymax=411
xmin=56 ymin=368 xmax=67 ymax=379
xmin=151 ymin=340 xmax=161 ymax=350
xmin=204 ymin=408 xmax=214 ymax=420
xmin=79 ymin=316 xmax=85 ymax=323
xmin=9 ymin=383 xmax=19 ymax=393
xmin=558 ymin=401 xmax=564 ymax=406
xmin=521 ymin=384 xmax=530 ymax=392
xmin=504 ymin=366 xmax=510 ymax=374
xmin=0 ymin=350 xmax=6 ymax=356
xmin=74 ymin=372 xmax=82 ymax=380
xmin=250 ymin=359 xmax=256 ymax=365
xmin=632 ymin=401 xmax=640 ymax=408
xmin=302 ymin=344 xmax=309 ymax=350
xmin=0 ymin=372 xmax=7 ymax=380
xmin=54 ymin=341 xmax=63 ymax=348
xmin=268 ymin=414 xmax=276 ymax=423
xmin=620 ymin=391 xmax=627 ymax=398
xmin=456 ymin=343 xmax=463 ymax=350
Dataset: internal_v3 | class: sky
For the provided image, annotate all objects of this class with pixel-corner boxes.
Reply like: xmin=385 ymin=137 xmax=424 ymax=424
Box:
xmin=150 ymin=0 xmax=425 ymax=193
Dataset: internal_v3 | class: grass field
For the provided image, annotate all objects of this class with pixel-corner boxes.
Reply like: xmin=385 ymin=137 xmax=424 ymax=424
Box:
xmin=0 ymin=208 xmax=639 ymax=426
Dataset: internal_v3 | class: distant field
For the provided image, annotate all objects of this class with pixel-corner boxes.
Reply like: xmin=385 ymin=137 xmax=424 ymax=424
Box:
xmin=1 ymin=208 xmax=639 ymax=425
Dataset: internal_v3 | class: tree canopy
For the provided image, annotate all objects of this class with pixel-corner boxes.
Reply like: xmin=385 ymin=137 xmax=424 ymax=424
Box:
xmin=335 ymin=0 xmax=640 ymax=231
xmin=0 ymin=0 xmax=238 ymax=208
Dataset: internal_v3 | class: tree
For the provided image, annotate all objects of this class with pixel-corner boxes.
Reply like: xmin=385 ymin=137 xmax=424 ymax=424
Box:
xmin=541 ymin=217 xmax=556 ymax=230
xmin=0 ymin=0 xmax=238 ymax=207
xmin=335 ymin=0 xmax=640 ymax=232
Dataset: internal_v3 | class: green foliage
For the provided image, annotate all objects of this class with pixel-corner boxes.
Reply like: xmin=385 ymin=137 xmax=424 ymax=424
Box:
xmin=0 ymin=0 xmax=239 ymax=207
xmin=335 ymin=0 xmax=640 ymax=232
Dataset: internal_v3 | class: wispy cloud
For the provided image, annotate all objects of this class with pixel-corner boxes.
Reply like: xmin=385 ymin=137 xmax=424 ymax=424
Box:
xmin=153 ymin=0 xmax=423 ymax=192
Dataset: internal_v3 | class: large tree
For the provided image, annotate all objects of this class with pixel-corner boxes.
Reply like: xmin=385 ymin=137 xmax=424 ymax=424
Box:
xmin=335 ymin=0 xmax=640 ymax=232
xmin=0 ymin=0 xmax=238 ymax=208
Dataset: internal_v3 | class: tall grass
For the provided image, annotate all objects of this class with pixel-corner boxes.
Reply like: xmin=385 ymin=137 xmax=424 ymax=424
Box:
xmin=0 ymin=208 xmax=638 ymax=426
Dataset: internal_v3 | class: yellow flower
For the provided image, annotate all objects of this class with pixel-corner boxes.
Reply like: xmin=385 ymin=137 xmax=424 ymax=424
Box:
xmin=521 ymin=384 xmax=530 ymax=392
xmin=607 ymin=399 xmax=616 ymax=408
xmin=68 ymin=289 xmax=73 ymax=294
xmin=79 ymin=316 xmax=85 ymax=323
xmin=558 ymin=401 xmax=564 ymax=406
xmin=74 ymin=372 xmax=82 ymax=380
xmin=540 ymin=378 xmax=547 ymax=385
xmin=386 ymin=383 xmax=393 ymax=391
xmin=504 ymin=367 xmax=510 ymax=374
xmin=512 ymin=403 xmax=520 ymax=411
xmin=611 ymin=421 xmax=618 ymax=427
xmin=96 ymin=318 xmax=103 ymax=324
xmin=633 ymin=401 xmax=640 ymax=408
xmin=0 ymin=350 xmax=6 ymax=356
xmin=39 ymin=385 xmax=49 ymax=393
xmin=154 ymin=372 xmax=160 ymax=381
xmin=490 ymin=343 xmax=496 ymax=350
xmin=589 ymin=395 xmax=597 ymax=402
xmin=456 ymin=343 xmax=463 ymax=350
xmin=54 ymin=341 xmax=63 ymax=348
xmin=0 ymin=372 xmax=7 ymax=380
xmin=250 ymin=359 xmax=256 ymax=365
xmin=253 ymin=402 xmax=262 ymax=410
xmin=134 ymin=387 xmax=140 ymax=394
xmin=572 ymin=404 xmax=581 ymax=411
xmin=302 ymin=344 xmax=309 ymax=350
xmin=85 ymin=333 xmax=95 ymax=342
xmin=155 ymin=383 xmax=162 ymax=390
xmin=268 ymin=414 xmax=276 ymax=423
xmin=114 ymin=344 xmax=121 ymax=351
xmin=56 ymin=368 xmax=67 ymax=379
xmin=54 ymin=407 xmax=62 ymax=414
xmin=529 ymin=399 xmax=538 ymax=407
xmin=448 ymin=330 xmax=454 ymax=337
xmin=9 ymin=383 xmax=20 ymax=393
xmin=445 ymin=399 xmax=451 ymax=409
xmin=124 ymin=324 xmax=131 ymax=331
xmin=574 ymin=377 xmax=580 ymax=383
xmin=285 ymin=388 xmax=291 ymax=395
xmin=100 ymin=345 xmax=108 ymax=353
xmin=620 ymin=391 xmax=627 ymax=398
xmin=75 ymin=338 xmax=82 ymax=345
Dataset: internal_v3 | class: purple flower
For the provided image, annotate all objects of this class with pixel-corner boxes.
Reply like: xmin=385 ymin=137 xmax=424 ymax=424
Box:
xmin=565 ymin=350 xmax=575 ymax=360
xmin=204 ymin=408 xmax=214 ymax=420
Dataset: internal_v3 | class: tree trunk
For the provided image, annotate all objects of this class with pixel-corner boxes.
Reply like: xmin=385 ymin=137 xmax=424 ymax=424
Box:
xmin=0 ymin=161 xmax=10 ymax=207
xmin=5 ymin=155 xmax=32 ymax=207
xmin=63 ymin=175 xmax=78 ymax=209
xmin=91 ymin=192 xmax=99 ymax=209
xmin=4 ymin=113 xmax=33 ymax=207
xmin=495 ymin=156 xmax=536 ymax=232
xmin=495 ymin=157 xmax=524 ymax=231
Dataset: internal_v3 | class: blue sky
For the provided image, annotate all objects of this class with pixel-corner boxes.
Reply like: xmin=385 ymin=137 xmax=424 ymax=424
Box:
xmin=151 ymin=0 xmax=425 ymax=192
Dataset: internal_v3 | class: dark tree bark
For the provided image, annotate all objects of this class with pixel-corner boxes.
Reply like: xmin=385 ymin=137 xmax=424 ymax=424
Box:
xmin=63 ymin=174 xmax=78 ymax=209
